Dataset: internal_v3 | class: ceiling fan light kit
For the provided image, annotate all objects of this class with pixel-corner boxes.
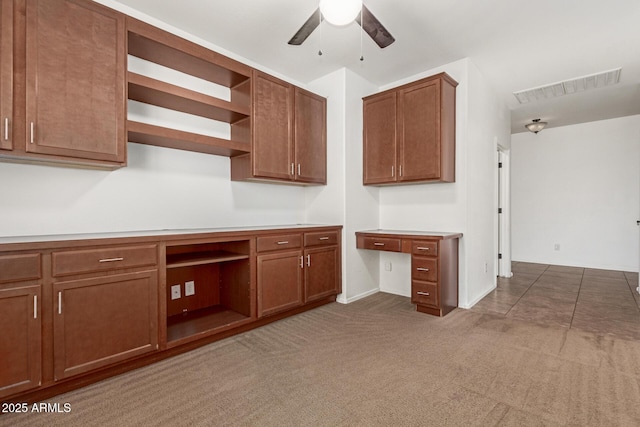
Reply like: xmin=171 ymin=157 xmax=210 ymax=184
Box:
xmin=319 ymin=0 xmax=362 ymax=26
xmin=525 ymin=119 xmax=547 ymax=134
xmin=288 ymin=2 xmax=395 ymax=49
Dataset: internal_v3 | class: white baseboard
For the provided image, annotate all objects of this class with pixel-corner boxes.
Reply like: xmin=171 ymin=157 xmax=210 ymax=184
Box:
xmin=460 ymin=285 xmax=496 ymax=309
xmin=336 ymin=287 xmax=380 ymax=304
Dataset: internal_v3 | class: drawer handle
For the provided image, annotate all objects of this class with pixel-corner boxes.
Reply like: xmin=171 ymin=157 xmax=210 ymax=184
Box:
xmin=417 ymin=291 xmax=430 ymax=296
xmin=416 ymin=247 xmax=431 ymax=251
xmin=416 ymin=267 xmax=430 ymax=272
xmin=276 ymin=241 xmax=289 ymax=245
xmin=319 ymin=237 xmax=330 ymax=241
xmin=34 ymin=295 xmax=38 ymax=319
xmin=99 ymin=257 xmax=124 ymax=263
xmin=373 ymin=242 xmax=385 ymax=246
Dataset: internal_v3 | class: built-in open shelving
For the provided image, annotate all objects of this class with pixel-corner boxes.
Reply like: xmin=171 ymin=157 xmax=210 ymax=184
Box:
xmin=164 ymin=240 xmax=252 ymax=346
xmin=126 ymin=17 xmax=252 ymax=157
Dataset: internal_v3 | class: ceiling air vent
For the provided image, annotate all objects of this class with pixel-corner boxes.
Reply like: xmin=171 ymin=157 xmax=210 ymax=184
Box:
xmin=513 ymin=67 xmax=622 ymax=104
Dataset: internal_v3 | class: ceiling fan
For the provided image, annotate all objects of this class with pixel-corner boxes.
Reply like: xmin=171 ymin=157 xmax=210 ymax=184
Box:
xmin=288 ymin=0 xmax=395 ymax=49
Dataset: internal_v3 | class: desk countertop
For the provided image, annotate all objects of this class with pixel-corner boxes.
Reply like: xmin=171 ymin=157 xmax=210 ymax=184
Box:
xmin=356 ymin=229 xmax=462 ymax=239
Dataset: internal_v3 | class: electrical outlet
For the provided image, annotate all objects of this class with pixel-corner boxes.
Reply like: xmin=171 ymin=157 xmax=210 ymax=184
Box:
xmin=384 ymin=262 xmax=392 ymax=271
xmin=185 ymin=280 xmax=195 ymax=296
xmin=484 ymin=262 xmax=488 ymax=273
xmin=554 ymin=244 xmax=560 ymax=251
xmin=171 ymin=284 xmax=181 ymax=300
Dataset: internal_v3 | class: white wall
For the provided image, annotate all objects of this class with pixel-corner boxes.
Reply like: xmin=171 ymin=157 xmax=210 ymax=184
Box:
xmin=375 ymin=58 xmax=510 ymax=308
xmin=511 ymin=115 xmax=640 ymax=272
xmin=305 ymin=68 xmax=381 ymax=303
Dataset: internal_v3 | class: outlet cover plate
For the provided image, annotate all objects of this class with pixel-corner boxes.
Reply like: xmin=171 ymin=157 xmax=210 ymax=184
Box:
xmin=171 ymin=284 xmax=181 ymax=300
xmin=185 ymin=280 xmax=195 ymax=296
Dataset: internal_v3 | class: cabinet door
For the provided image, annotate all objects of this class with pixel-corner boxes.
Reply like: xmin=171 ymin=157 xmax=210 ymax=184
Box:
xmin=398 ymin=79 xmax=440 ymax=181
xmin=257 ymin=250 xmax=302 ymax=317
xmin=363 ymin=91 xmax=397 ymax=184
xmin=25 ymin=0 xmax=125 ymax=164
xmin=53 ymin=270 xmax=158 ymax=380
xmin=0 ymin=284 xmax=41 ymax=398
xmin=0 ymin=0 xmax=12 ymax=151
xmin=304 ymin=246 xmax=339 ymax=303
xmin=252 ymin=71 xmax=293 ymax=180
xmin=294 ymin=88 xmax=326 ymax=184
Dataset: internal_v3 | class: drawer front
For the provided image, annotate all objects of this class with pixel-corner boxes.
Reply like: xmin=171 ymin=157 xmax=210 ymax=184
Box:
xmin=412 ymin=281 xmax=439 ymax=307
xmin=256 ymin=234 xmax=302 ymax=252
xmin=360 ymin=237 xmax=401 ymax=252
xmin=52 ymin=245 xmax=158 ymax=277
xmin=412 ymin=257 xmax=438 ymax=282
xmin=0 ymin=253 xmax=41 ymax=283
xmin=304 ymin=230 xmax=339 ymax=247
xmin=412 ymin=240 xmax=438 ymax=257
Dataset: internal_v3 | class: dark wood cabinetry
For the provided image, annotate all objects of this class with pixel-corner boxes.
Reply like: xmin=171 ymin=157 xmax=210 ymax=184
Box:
xmin=0 ymin=0 xmax=126 ymax=167
xmin=231 ymin=71 xmax=327 ymax=185
xmin=51 ymin=244 xmax=158 ymax=380
xmin=24 ymin=0 xmax=126 ymax=165
xmin=363 ymin=73 xmax=457 ymax=185
xmin=0 ymin=225 xmax=341 ymax=402
xmin=256 ymin=230 xmax=340 ymax=317
xmin=356 ymin=230 xmax=461 ymax=316
xmin=0 ymin=0 xmax=12 ymax=152
xmin=53 ymin=270 xmax=158 ymax=380
xmin=0 ymin=253 xmax=41 ymax=399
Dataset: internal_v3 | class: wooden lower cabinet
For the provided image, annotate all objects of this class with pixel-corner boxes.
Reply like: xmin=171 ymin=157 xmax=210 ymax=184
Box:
xmin=257 ymin=249 xmax=303 ymax=317
xmin=0 ymin=284 xmax=41 ymax=399
xmin=53 ymin=270 xmax=158 ymax=380
xmin=0 ymin=225 xmax=341 ymax=402
xmin=304 ymin=246 xmax=339 ymax=303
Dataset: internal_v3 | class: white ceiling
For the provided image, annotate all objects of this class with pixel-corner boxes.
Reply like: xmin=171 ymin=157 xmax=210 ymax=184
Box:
xmin=112 ymin=0 xmax=640 ymax=134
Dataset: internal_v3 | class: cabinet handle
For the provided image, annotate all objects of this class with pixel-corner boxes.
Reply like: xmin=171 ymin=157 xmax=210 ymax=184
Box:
xmin=307 ymin=254 xmax=311 ymax=267
xmin=399 ymin=165 xmax=403 ymax=177
xmin=391 ymin=165 xmax=394 ymax=177
xmin=34 ymin=295 xmax=38 ymax=319
xmin=3 ymin=117 xmax=8 ymax=141
xmin=416 ymin=267 xmax=430 ymax=272
xmin=416 ymin=247 xmax=431 ymax=251
xmin=373 ymin=242 xmax=385 ymax=246
xmin=291 ymin=163 xmax=295 ymax=176
xmin=30 ymin=122 xmax=35 ymax=143
xmin=318 ymin=237 xmax=330 ymax=241
xmin=58 ymin=292 xmax=62 ymax=315
xmin=99 ymin=257 xmax=124 ymax=263
xmin=298 ymin=164 xmax=301 ymax=176
xmin=417 ymin=291 xmax=430 ymax=296
xmin=276 ymin=241 xmax=289 ymax=245
xmin=300 ymin=255 xmax=304 ymax=269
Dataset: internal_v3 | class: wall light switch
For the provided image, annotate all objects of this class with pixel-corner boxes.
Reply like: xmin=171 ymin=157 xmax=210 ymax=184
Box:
xmin=171 ymin=284 xmax=181 ymax=300
xmin=185 ymin=280 xmax=195 ymax=296
xmin=384 ymin=262 xmax=392 ymax=271
xmin=554 ymin=244 xmax=560 ymax=251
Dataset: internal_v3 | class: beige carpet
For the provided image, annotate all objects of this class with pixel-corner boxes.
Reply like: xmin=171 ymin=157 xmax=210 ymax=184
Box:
xmin=3 ymin=292 xmax=640 ymax=426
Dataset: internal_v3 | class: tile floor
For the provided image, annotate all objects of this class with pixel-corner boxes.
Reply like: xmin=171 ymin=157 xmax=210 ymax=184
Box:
xmin=471 ymin=262 xmax=640 ymax=340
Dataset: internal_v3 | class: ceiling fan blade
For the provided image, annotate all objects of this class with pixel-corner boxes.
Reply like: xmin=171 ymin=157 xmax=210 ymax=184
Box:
xmin=356 ymin=5 xmax=395 ymax=48
xmin=288 ymin=8 xmax=322 ymax=45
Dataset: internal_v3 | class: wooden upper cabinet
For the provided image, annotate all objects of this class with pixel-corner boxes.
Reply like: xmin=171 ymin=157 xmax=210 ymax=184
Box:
xmin=24 ymin=0 xmax=126 ymax=165
xmin=363 ymin=91 xmax=397 ymax=184
xmin=363 ymin=72 xmax=457 ymax=185
xmin=251 ymin=71 xmax=294 ymax=180
xmin=232 ymin=70 xmax=327 ymax=185
xmin=0 ymin=0 xmax=12 ymax=151
xmin=294 ymin=87 xmax=326 ymax=184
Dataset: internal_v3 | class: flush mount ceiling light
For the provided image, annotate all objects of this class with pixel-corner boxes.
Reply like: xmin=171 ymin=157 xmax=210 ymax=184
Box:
xmin=525 ymin=119 xmax=547 ymax=134
xmin=513 ymin=67 xmax=622 ymax=104
xmin=319 ymin=0 xmax=362 ymax=26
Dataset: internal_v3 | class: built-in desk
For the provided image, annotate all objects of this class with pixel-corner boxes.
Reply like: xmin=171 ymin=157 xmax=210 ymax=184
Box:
xmin=356 ymin=230 xmax=462 ymax=316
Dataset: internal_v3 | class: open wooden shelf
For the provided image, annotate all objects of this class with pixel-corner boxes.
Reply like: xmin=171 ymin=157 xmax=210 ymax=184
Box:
xmin=127 ymin=120 xmax=250 ymax=157
xmin=167 ymin=305 xmax=251 ymax=344
xmin=128 ymin=72 xmax=250 ymax=124
xmin=127 ymin=17 xmax=251 ymax=89
xmin=166 ymin=250 xmax=249 ymax=269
